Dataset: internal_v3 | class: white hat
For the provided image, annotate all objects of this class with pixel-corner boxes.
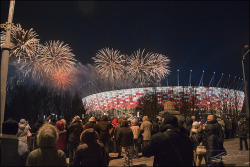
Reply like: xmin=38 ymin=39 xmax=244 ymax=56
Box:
xmin=192 ymin=121 xmax=200 ymax=127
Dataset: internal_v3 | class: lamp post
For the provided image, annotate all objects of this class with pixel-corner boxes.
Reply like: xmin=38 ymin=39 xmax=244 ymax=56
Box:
xmin=241 ymin=45 xmax=249 ymax=118
xmin=0 ymin=0 xmax=15 ymax=135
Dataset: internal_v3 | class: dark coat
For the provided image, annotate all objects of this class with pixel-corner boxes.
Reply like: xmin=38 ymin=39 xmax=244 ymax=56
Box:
xmin=203 ymin=124 xmax=220 ymax=158
xmin=68 ymin=121 xmax=84 ymax=147
xmin=117 ymin=127 xmax=134 ymax=147
xmin=142 ymin=129 xmax=193 ymax=166
xmin=237 ymin=122 xmax=248 ymax=138
xmin=0 ymin=135 xmax=29 ymax=166
xmin=73 ymin=142 xmax=108 ymax=166
xmin=207 ymin=119 xmax=224 ymax=144
xmin=30 ymin=122 xmax=43 ymax=134
xmin=94 ymin=121 xmax=113 ymax=144
xmin=56 ymin=121 xmax=67 ymax=151
xmin=185 ymin=118 xmax=193 ymax=133
xmin=114 ymin=124 xmax=121 ymax=140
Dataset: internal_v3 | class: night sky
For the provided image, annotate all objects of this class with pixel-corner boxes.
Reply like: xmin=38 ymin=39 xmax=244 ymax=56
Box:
xmin=1 ymin=1 xmax=249 ymax=87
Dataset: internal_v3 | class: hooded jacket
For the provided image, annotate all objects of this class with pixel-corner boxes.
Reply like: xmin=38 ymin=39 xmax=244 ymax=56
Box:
xmin=56 ymin=121 xmax=67 ymax=151
xmin=140 ymin=116 xmax=152 ymax=140
xmin=237 ymin=121 xmax=248 ymax=138
xmin=73 ymin=128 xmax=109 ymax=166
xmin=203 ymin=124 xmax=220 ymax=158
xmin=117 ymin=121 xmax=134 ymax=147
xmin=130 ymin=119 xmax=140 ymax=139
xmin=68 ymin=120 xmax=84 ymax=147
xmin=26 ymin=124 xmax=67 ymax=166
xmin=94 ymin=116 xmax=113 ymax=144
xmin=207 ymin=119 xmax=224 ymax=143
xmin=143 ymin=128 xmax=193 ymax=166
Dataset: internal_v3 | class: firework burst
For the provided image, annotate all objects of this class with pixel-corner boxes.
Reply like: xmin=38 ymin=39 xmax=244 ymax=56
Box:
xmin=8 ymin=24 xmax=40 ymax=63
xmin=19 ymin=55 xmax=46 ymax=79
xmin=48 ymin=67 xmax=77 ymax=90
xmin=150 ymin=53 xmax=170 ymax=80
xmin=40 ymin=40 xmax=76 ymax=73
xmin=92 ymin=48 xmax=125 ymax=80
xmin=127 ymin=49 xmax=154 ymax=84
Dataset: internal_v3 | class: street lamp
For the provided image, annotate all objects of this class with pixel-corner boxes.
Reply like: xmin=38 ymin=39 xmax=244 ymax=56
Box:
xmin=241 ymin=45 xmax=249 ymax=118
xmin=0 ymin=0 xmax=15 ymax=135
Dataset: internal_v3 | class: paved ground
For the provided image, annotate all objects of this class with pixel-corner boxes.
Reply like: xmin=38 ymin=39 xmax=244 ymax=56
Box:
xmin=108 ymin=138 xmax=250 ymax=166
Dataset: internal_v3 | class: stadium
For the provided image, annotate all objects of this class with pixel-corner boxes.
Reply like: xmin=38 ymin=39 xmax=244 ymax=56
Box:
xmin=82 ymin=71 xmax=245 ymax=118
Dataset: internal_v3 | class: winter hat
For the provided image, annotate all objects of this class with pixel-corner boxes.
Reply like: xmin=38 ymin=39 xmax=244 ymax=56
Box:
xmin=56 ymin=121 xmax=65 ymax=131
xmin=80 ymin=128 xmax=99 ymax=144
xmin=131 ymin=118 xmax=138 ymax=125
xmin=192 ymin=121 xmax=200 ymax=127
xmin=37 ymin=123 xmax=59 ymax=148
xmin=142 ymin=116 xmax=149 ymax=122
xmin=19 ymin=119 xmax=26 ymax=124
xmin=60 ymin=119 xmax=66 ymax=125
xmin=101 ymin=115 xmax=108 ymax=121
xmin=163 ymin=114 xmax=178 ymax=128
xmin=89 ymin=117 xmax=96 ymax=122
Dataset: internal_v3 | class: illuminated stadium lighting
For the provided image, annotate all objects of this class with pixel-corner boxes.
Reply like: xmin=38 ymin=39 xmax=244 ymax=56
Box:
xmin=83 ymin=86 xmax=244 ymax=113
xmin=81 ymin=69 xmax=245 ymax=115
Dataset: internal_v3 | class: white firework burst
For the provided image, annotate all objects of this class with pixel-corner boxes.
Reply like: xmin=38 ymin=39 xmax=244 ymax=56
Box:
xmin=19 ymin=54 xmax=46 ymax=79
xmin=150 ymin=53 xmax=171 ymax=80
xmin=127 ymin=49 xmax=154 ymax=84
xmin=39 ymin=40 xmax=76 ymax=74
xmin=92 ymin=47 xmax=125 ymax=80
xmin=9 ymin=24 xmax=40 ymax=63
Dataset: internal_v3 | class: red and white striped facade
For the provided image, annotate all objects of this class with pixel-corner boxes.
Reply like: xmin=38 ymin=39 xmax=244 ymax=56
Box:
xmin=83 ymin=86 xmax=245 ymax=113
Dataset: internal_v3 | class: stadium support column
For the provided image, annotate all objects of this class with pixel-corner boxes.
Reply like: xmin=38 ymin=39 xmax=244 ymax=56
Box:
xmin=241 ymin=45 xmax=249 ymax=118
xmin=1 ymin=0 xmax=15 ymax=135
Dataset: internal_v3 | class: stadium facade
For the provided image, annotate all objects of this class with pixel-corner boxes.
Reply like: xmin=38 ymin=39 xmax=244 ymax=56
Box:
xmin=82 ymin=86 xmax=245 ymax=116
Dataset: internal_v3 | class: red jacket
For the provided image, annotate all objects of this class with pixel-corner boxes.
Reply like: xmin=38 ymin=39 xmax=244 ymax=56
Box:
xmin=56 ymin=121 xmax=67 ymax=151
